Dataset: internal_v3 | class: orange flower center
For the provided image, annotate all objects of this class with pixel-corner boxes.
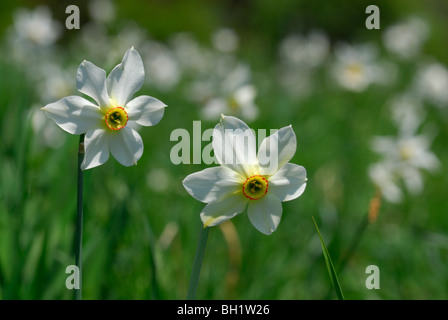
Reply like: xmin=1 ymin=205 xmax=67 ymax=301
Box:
xmin=242 ymin=175 xmax=268 ymax=200
xmin=105 ymin=107 xmax=128 ymax=131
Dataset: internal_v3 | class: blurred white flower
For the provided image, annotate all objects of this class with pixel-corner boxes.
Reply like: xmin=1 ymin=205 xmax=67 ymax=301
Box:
xmin=42 ymin=47 xmax=167 ymax=170
xmin=201 ymin=84 xmax=258 ymax=122
xmin=35 ymin=62 xmax=76 ymax=103
xmin=414 ymin=61 xmax=448 ymax=107
xmin=172 ymin=32 xmax=259 ymax=121
xmin=141 ymin=41 xmax=181 ymax=92
xmin=170 ymin=32 xmax=212 ymax=75
xmin=368 ymin=162 xmax=403 ymax=203
xmin=78 ymin=22 xmax=149 ymax=70
xmin=371 ymin=134 xmax=440 ymax=175
xmin=196 ymin=63 xmax=258 ymax=121
xmin=211 ymin=28 xmax=239 ymax=53
xmin=383 ymin=16 xmax=429 ymax=60
xmin=77 ymin=23 xmax=110 ymax=61
xmin=88 ymin=0 xmax=116 ymax=24
xmin=389 ymin=93 xmax=425 ymax=135
xmin=369 ymin=108 xmax=440 ymax=202
xmin=331 ymin=43 xmax=393 ymax=92
xmin=279 ymin=31 xmax=329 ymax=68
xmin=11 ymin=6 xmax=62 ymax=47
xmin=277 ymin=31 xmax=329 ymax=98
xmin=183 ymin=115 xmax=307 ymax=235
xmin=31 ymin=105 xmax=66 ymax=149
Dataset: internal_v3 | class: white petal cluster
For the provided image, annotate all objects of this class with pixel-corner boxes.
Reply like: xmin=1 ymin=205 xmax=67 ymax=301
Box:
xmin=369 ymin=98 xmax=440 ymax=203
xmin=331 ymin=43 xmax=393 ymax=92
xmin=42 ymin=47 xmax=167 ymax=170
xmin=183 ymin=115 xmax=307 ymax=235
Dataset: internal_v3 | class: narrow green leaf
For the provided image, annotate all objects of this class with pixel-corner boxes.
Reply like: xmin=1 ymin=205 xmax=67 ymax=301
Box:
xmin=312 ymin=216 xmax=345 ymax=300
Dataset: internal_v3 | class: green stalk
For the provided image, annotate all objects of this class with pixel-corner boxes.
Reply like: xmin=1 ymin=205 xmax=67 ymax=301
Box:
xmin=140 ymin=214 xmax=160 ymax=299
xmin=312 ymin=216 xmax=345 ymax=300
xmin=186 ymin=225 xmax=209 ymax=300
xmin=75 ymin=134 xmax=85 ymax=300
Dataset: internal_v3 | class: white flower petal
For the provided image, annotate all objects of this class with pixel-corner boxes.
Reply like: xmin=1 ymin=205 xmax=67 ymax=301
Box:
xmin=370 ymin=136 xmax=397 ymax=155
xmin=76 ymin=60 xmax=109 ymax=108
xmin=258 ymin=125 xmax=297 ymax=175
xmin=107 ymin=47 xmax=145 ymax=106
xmin=212 ymin=114 xmax=258 ymax=177
xmin=411 ymin=148 xmax=441 ymax=172
xmin=126 ymin=95 xmax=167 ymax=127
xmin=200 ymin=193 xmax=248 ymax=228
xmin=108 ymin=127 xmax=143 ymax=167
xmin=42 ymin=96 xmax=101 ymax=135
xmin=401 ymin=166 xmax=424 ymax=195
xmin=269 ymin=163 xmax=307 ymax=201
xmin=247 ymin=194 xmax=283 ymax=235
xmin=183 ymin=166 xmax=244 ymax=203
xmin=82 ymin=128 xmax=109 ymax=170
xmin=368 ymin=163 xmax=402 ymax=203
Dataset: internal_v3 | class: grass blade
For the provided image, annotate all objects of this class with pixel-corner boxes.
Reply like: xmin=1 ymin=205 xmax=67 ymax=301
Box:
xmin=312 ymin=216 xmax=345 ymax=300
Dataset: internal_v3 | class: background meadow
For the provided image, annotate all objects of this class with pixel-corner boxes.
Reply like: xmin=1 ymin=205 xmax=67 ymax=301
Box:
xmin=1 ymin=0 xmax=448 ymax=299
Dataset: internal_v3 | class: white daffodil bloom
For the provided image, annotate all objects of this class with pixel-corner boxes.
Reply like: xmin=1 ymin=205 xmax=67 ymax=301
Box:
xmin=183 ymin=115 xmax=307 ymax=235
xmin=371 ymin=133 xmax=440 ymax=177
xmin=368 ymin=162 xmax=403 ymax=203
xmin=414 ymin=62 xmax=448 ymax=108
xmin=42 ymin=47 xmax=167 ymax=170
xmin=12 ymin=6 xmax=62 ymax=47
xmin=383 ymin=16 xmax=428 ymax=60
xmin=331 ymin=43 xmax=392 ymax=92
xmin=211 ymin=28 xmax=239 ymax=53
xmin=201 ymin=84 xmax=259 ymax=122
xmin=369 ymin=107 xmax=440 ymax=202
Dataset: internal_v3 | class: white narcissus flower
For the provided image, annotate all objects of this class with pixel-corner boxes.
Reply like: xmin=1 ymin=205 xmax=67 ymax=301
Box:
xmin=369 ymin=106 xmax=440 ymax=203
xmin=12 ymin=6 xmax=62 ymax=47
xmin=331 ymin=43 xmax=393 ymax=92
xmin=182 ymin=115 xmax=307 ymax=235
xmin=42 ymin=47 xmax=167 ymax=170
xmin=382 ymin=16 xmax=428 ymax=60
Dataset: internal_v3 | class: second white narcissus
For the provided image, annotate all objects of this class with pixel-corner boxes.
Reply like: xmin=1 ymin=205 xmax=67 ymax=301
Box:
xmin=182 ymin=115 xmax=307 ymax=235
xmin=42 ymin=47 xmax=167 ymax=170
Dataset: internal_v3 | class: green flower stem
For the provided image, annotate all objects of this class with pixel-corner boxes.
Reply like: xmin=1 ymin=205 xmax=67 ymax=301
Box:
xmin=186 ymin=225 xmax=210 ymax=300
xmin=75 ymin=134 xmax=85 ymax=300
xmin=140 ymin=214 xmax=160 ymax=299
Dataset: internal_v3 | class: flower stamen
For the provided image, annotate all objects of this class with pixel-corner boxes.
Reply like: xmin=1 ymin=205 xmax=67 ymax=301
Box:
xmin=242 ymin=175 xmax=268 ymax=200
xmin=105 ymin=107 xmax=128 ymax=131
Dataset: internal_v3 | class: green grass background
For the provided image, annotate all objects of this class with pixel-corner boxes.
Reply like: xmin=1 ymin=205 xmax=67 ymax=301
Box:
xmin=0 ymin=0 xmax=448 ymax=299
